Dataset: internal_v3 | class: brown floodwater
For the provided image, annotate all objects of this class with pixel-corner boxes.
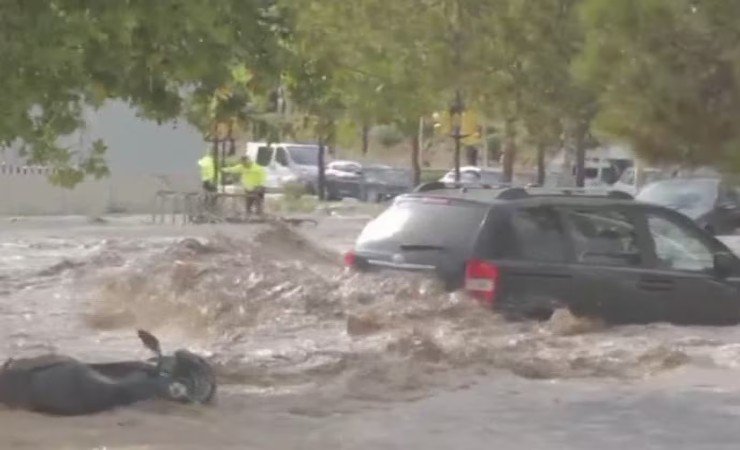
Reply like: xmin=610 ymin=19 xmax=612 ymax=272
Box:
xmin=3 ymin=216 xmax=740 ymax=449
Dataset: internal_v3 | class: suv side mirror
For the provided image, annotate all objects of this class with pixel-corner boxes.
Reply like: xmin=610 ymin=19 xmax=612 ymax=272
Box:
xmin=714 ymin=252 xmax=736 ymax=278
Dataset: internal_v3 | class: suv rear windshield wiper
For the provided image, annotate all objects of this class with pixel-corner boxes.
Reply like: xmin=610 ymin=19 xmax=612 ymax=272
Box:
xmin=399 ymin=244 xmax=446 ymax=251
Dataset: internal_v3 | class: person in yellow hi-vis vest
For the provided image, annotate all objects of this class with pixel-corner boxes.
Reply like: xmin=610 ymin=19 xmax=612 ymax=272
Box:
xmin=223 ymin=155 xmax=267 ymax=216
xmin=198 ymin=151 xmax=217 ymax=193
xmin=198 ymin=150 xmax=219 ymax=214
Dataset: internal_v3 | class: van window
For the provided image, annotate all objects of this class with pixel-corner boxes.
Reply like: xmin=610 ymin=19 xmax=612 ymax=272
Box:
xmin=564 ymin=208 xmax=641 ymax=266
xmin=570 ymin=166 xmax=600 ymax=178
xmin=509 ymin=207 xmax=568 ymax=262
xmin=275 ymin=147 xmax=289 ymax=166
xmin=256 ymin=147 xmax=273 ymax=166
xmin=287 ymin=145 xmax=319 ymax=166
xmin=619 ymin=168 xmax=635 ymax=185
xmin=647 ymin=213 xmax=714 ymax=272
xmin=601 ymin=167 xmax=618 ymax=184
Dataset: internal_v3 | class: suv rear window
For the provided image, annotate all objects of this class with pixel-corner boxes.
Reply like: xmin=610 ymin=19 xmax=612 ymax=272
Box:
xmin=355 ymin=198 xmax=488 ymax=253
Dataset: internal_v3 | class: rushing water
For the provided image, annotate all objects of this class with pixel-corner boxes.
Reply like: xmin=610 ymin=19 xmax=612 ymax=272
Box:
xmin=3 ymin=216 xmax=740 ymax=449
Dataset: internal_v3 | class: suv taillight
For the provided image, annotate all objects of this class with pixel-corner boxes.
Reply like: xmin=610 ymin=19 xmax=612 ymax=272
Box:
xmin=464 ymin=259 xmax=499 ymax=306
xmin=344 ymin=250 xmax=357 ymax=267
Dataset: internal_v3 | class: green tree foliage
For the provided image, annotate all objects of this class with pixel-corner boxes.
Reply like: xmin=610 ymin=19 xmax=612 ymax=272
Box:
xmin=280 ymin=0 xmax=443 ymax=185
xmin=467 ymin=0 xmax=595 ymax=184
xmin=577 ymin=0 xmax=740 ymax=170
xmin=0 ymin=0 xmax=281 ymax=186
xmin=8 ymin=0 xmax=739 ymax=189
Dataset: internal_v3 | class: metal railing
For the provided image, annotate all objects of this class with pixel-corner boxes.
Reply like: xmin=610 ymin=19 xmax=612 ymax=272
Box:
xmin=0 ymin=164 xmax=54 ymax=176
xmin=151 ymin=190 xmax=264 ymax=225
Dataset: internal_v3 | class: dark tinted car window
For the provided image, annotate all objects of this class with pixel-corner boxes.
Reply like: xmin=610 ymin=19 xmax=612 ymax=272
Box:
xmin=275 ymin=147 xmax=289 ymax=166
xmin=564 ymin=208 xmax=641 ymax=266
xmin=287 ymin=145 xmax=319 ymax=165
xmin=509 ymin=207 xmax=568 ymax=262
xmin=356 ymin=198 xmax=488 ymax=253
xmin=256 ymin=147 xmax=273 ymax=166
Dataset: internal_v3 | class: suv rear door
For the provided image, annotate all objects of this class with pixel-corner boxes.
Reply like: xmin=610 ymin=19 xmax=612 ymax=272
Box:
xmin=473 ymin=204 xmax=575 ymax=319
xmin=354 ymin=196 xmax=489 ymax=287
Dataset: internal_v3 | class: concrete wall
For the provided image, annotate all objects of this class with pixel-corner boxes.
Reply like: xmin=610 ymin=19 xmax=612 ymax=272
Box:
xmin=0 ymin=168 xmax=199 ymax=216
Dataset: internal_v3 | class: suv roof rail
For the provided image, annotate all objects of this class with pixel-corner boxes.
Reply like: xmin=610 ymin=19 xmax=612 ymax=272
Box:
xmin=414 ymin=182 xmax=507 ymax=192
xmin=527 ymin=187 xmax=634 ymax=200
xmin=412 ymin=183 xmax=634 ymax=200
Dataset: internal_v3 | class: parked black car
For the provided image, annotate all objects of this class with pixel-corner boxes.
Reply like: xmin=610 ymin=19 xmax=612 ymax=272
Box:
xmin=637 ymin=177 xmax=740 ymax=235
xmin=325 ymin=161 xmax=413 ymax=202
xmin=346 ymin=185 xmax=740 ymax=325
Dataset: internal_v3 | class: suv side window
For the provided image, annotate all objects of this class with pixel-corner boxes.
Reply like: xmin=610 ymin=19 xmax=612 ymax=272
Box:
xmin=275 ymin=147 xmax=289 ymax=166
xmin=646 ymin=213 xmax=714 ymax=272
xmin=510 ymin=207 xmax=568 ymax=262
xmin=564 ymin=208 xmax=641 ymax=266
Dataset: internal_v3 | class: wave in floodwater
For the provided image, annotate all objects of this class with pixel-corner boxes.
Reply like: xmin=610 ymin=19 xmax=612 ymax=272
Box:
xmin=64 ymin=224 xmax=740 ymax=400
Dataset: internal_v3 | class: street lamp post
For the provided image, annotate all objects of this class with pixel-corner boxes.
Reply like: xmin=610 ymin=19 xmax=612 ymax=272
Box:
xmin=449 ymin=90 xmax=469 ymax=183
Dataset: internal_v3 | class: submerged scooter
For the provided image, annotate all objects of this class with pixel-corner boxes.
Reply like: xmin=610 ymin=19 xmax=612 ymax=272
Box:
xmin=0 ymin=330 xmax=216 ymax=415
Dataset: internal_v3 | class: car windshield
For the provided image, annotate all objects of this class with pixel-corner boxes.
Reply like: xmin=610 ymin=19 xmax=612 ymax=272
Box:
xmin=638 ymin=179 xmax=719 ymax=210
xmin=356 ymin=198 xmax=487 ymax=253
xmin=287 ymin=145 xmax=320 ymax=166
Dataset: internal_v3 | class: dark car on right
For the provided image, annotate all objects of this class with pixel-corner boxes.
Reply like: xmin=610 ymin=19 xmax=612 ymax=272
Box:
xmin=637 ymin=177 xmax=740 ymax=235
xmin=346 ymin=185 xmax=740 ymax=325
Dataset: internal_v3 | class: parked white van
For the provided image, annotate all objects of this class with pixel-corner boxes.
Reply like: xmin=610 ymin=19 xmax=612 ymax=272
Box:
xmin=611 ymin=167 xmax=670 ymax=196
xmin=244 ymin=142 xmax=322 ymax=192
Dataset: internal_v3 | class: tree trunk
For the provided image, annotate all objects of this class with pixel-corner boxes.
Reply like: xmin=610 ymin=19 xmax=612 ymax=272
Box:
xmin=411 ymin=134 xmax=421 ymax=187
xmin=453 ymin=126 xmax=461 ymax=182
xmin=502 ymin=118 xmax=516 ymax=183
xmin=465 ymin=146 xmax=478 ymax=166
xmin=361 ymin=123 xmax=370 ymax=155
xmin=574 ymin=123 xmax=587 ymax=188
xmin=536 ymin=144 xmax=546 ymax=186
xmin=317 ymin=138 xmax=326 ymax=201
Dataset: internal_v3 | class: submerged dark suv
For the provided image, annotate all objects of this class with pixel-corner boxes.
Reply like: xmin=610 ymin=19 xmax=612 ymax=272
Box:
xmin=345 ymin=185 xmax=740 ymax=325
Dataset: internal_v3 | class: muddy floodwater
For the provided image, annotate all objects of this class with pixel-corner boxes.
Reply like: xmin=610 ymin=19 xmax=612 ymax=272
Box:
xmin=3 ymin=216 xmax=740 ymax=449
